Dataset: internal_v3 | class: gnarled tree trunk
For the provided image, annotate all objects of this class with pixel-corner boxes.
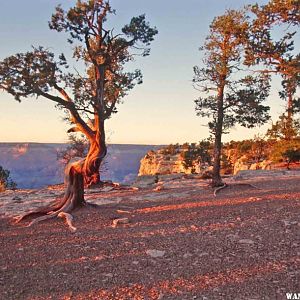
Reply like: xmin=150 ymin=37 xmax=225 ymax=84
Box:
xmin=60 ymin=158 xmax=85 ymax=210
xmin=15 ymin=158 xmax=87 ymax=230
xmin=83 ymin=121 xmax=107 ymax=187
xmin=15 ymin=121 xmax=108 ymax=229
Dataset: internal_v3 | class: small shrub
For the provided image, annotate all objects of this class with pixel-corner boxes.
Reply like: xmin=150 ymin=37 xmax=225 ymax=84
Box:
xmin=161 ymin=144 xmax=179 ymax=155
xmin=270 ymin=140 xmax=300 ymax=163
xmin=0 ymin=166 xmax=17 ymax=192
xmin=283 ymin=148 xmax=300 ymax=169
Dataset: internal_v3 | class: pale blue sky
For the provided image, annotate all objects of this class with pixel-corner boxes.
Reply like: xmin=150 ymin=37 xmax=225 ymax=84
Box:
xmin=0 ymin=0 xmax=297 ymax=144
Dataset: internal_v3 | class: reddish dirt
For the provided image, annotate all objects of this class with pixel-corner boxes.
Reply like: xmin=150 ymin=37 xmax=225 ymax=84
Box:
xmin=0 ymin=176 xmax=299 ymax=300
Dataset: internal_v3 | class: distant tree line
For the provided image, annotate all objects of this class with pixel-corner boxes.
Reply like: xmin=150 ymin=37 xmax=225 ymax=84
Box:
xmin=160 ymin=132 xmax=300 ymax=177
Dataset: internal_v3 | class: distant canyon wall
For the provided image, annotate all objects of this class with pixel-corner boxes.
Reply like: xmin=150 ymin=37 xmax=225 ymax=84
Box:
xmin=138 ymin=148 xmax=201 ymax=176
xmin=0 ymin=143 xmax=158 ymax=189
xmin=138 ymin=146 xmax=273 ymax=176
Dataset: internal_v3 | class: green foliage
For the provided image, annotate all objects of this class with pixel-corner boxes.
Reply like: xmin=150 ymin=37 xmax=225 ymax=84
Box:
xmin=247 ymin=0 xmax=299 ymax=67
xmin=48 ymin=1 xmax=158 ymax=117
xmin=278 ymin=54 xmax=300 ymax=102
xmin=0 ymin=166 xmax=17 ymax=192
xmin=180 ymin=141 xmax=212 ymax=173
xmin=193 ymin=9 xmax=270 ymax=135
xmin=160 ymin=144 xmax=180 ymax=155
xmin=220 ymin=153 xmax=233 ymax=175
xmin=250 ymin=0 xmax=300 ymax=28
xmin=266 ymin=114 xmax=300 ymax=140
xmin=269 ymin=139 xmax=300 ymax=163
xmin=0 ymin=47 xmax=68 ymax=102
xmin=247 ymin=1 xmax=300 ymax=126
xmin=181 ymin=144 xmax=198 ymax=173
xmin=0 ymin=0 xmax=158 ymax=138
xmin=57 ymin=133 xmax=108 ymax=171
xmin=197 ymin=140 xmax=212 ymax=166
xmin=57 ymin=134 xmax=89 ymax=165
xmin=283 ymin=148 xmax=300 ymax=168
xmin=194 ymin=8 xmax=270 ymax=186
xmin=157 ymin=141 xmax=212 ymax=174
xmin=224 ymin=136 xmax=269 ymax=163
xmin=250 ymin=136 xmax=268 ymax=162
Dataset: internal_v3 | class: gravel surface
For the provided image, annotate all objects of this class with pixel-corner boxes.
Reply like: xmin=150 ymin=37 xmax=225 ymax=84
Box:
xmin=0 ymin=175 xmax=299 ymax=300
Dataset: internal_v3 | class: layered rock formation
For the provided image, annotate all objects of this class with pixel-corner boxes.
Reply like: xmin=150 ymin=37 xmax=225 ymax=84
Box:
xmin=138 ymin=145 xmax=274 ymax=177
xmin=138 ymin=148 xmax=201 ymax=176
xmin=232 ymin=155 xmax=272 ymax=175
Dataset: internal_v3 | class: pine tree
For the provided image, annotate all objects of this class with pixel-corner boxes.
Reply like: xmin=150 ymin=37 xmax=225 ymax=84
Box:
xmin=193 ymin=9 xmax=270 ymax=187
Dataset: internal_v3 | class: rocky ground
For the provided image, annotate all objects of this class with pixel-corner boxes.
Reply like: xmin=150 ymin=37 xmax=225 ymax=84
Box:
xmin=0 ymin=172 xmax=300 ymax=300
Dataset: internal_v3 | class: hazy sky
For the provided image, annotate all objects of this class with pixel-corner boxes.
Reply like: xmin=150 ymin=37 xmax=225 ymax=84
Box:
xmin=0 ymin=0 xmax=298 ymax=144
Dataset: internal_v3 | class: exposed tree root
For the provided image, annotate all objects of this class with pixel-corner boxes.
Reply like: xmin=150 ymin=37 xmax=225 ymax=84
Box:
xmin=234 ymin=183 xmax=261 ymax=190
xmin=26 ymin=213 xmax=59 ymax=227
xmin=213 ymin=182 xmax=261 ymax=197
xmin=58 ymin=212 xmax=77 ymax=232
xmin=213 ymin=183 xmax=228 ymax=196
xmin=13 ymin=200 xmax=61 ymax=224
xmin=15 ymin=210 xmax=77 ymax=233
xmin=14 ymin=158 xmax=86 ymax=232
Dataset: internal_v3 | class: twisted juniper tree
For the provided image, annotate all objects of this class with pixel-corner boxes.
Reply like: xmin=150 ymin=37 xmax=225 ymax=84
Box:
xmin=193 ymin=9 xmax=270 ymax=187
xmin=247 ymin=0 xmax=300 ymax=139
xmin=0 ymin=0 xmax=157 ymax=226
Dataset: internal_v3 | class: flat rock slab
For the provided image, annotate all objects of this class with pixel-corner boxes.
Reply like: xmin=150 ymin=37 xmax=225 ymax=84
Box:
xmin=133 ymin=175 xmax=158 ymax=188
xmin=146 ymin=249 xmax=166 ymax=258
xmin=238 ymin=239 xmax=255 ymax=245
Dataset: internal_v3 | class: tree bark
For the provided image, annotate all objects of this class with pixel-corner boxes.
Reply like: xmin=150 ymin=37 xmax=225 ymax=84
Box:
xmin=15 ymin=158 xmax=86 ymax=226
xmin=81 ymin=62 xmax=108 ymax=187
xmin=287 ymin=91 xmax=293 ymax=120
xmin=15 ymin=112 xmax=109 ymax=227
xmin=60 ymin=159 xmax=85 ymax=209
xmin=83 ymin=120 xmax=107 ymax=187
xmin=286 ymin=90 xmax=293 ymax=140
xmin=212 ymin=83 xmax=225 ymax=188
xmin=286 ymin=159 xmax=291 ymax=170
